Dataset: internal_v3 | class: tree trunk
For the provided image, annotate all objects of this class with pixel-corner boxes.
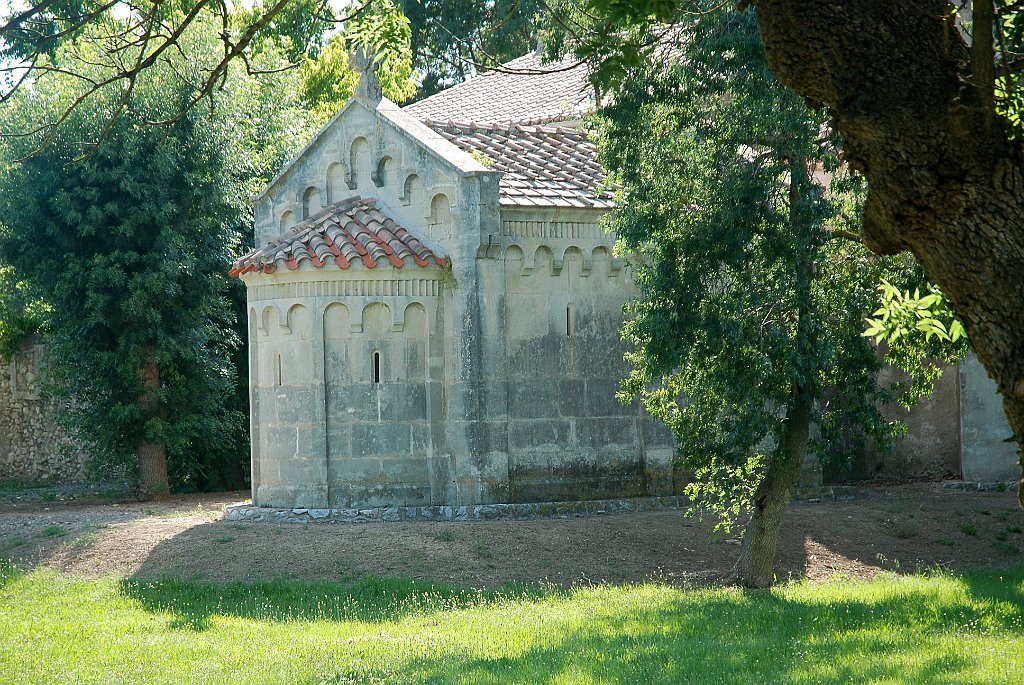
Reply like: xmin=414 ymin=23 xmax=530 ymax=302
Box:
xmin=754 ymin=0 xmax=1024 ymax=507
xmin=732 ymin=383 xmax=813 ymax=588
xmin=732 ymin=159 xmax=816 ymax=588
xmin=137 ymin=352 xmax=169 ymax=499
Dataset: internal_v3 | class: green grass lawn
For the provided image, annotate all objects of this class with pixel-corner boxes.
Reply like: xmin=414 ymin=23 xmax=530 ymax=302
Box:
xmin=1 ymin=562 xmax=1022 ymax=685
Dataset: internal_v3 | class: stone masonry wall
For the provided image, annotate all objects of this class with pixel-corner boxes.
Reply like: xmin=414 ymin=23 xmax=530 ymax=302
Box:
xmin=0 ymin=338 xmax=85 ymax=482
xmin=959 ymin=352 xmax=1019 ymax=482
xmin=481 ymin=207 xmax=681 ymax=503
xmin=846 ymin=360 xmax=963 ymax=482
xmin=247 ymin=94 xmax=503 ymax=509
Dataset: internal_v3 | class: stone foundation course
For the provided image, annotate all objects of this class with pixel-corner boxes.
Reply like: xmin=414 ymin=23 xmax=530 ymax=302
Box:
xmin=225 ymin=495 xmax=691 ymax=524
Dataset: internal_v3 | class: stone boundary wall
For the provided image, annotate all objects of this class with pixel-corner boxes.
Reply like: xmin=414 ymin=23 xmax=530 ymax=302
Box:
xmin=0 ymin=338 xmax=85 ymax=482
xmin=225 ymin=494 xmax=691 ymax=524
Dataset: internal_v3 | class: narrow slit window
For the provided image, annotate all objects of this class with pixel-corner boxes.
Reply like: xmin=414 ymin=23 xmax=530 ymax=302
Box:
xmin=275 ymin=353 xmax=282 ymax=386
xmin=566 ymin=303 xmax=574 ymax=337
xmin=372 ymin=351 xmax=381 ymax=384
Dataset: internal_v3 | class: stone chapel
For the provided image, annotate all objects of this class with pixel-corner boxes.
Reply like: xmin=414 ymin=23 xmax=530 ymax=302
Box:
xmin=230 ymin=52 xmax=1019 ymax=511
xmin=231 ymin=53 xmax=679 ymax=509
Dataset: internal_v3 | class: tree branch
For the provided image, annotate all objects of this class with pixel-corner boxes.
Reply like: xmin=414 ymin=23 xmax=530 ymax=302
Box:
xmin=973 ymin=0 xmax=996 ymax=130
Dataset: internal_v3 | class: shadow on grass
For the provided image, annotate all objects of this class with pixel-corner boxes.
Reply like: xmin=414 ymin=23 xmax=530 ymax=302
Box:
xmin=309 ymin=573 xmax=1024 ymax=685
xmin=961 ymin=565 xmax=1024 ymax=620
xmin=119 ymin=574 xmax=567 ymax=631
xmin=374 ymin=627 xmax=973 ymax=685
xmin=115 ymin=566 xmax=1024 ymax=684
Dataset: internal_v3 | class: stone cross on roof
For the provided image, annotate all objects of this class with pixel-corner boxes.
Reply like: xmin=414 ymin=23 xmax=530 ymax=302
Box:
xmin=349 ymin=47 xmax=382 ymax=107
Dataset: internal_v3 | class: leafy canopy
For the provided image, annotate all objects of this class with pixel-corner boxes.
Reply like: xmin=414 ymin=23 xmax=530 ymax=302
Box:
xmin=403 ymin=0 xmax=542 ymax=97
xmin=549 ymin=1 xmax=1024 ymax=139
xmin=0 ymin=12 xmax=318 ymax=488
xmin=0 ymin=265 xmax=49 ymax=361
xmin=863 ymin=279 xmax=968 ymax=409
xmin=597 ymin=9 xmax=931 ymax=528
xmin=1 ymin=0 xmax=417 ymax=148
xmin=301 ymin=1 xmax=418 ymax=120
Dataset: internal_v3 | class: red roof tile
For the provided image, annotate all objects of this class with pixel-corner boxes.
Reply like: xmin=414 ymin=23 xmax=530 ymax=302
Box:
xmin=230 ymin=198 xmax=447 ymax=278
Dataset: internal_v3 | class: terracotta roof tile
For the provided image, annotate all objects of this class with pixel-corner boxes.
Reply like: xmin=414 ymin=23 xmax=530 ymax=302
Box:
xmin=428 ymin=121 xmax=614 ymax=209
xmin=230 ymin=198 xmax=447 ymax=277
xmin=403 ymin=53 xmax=592 ymax=125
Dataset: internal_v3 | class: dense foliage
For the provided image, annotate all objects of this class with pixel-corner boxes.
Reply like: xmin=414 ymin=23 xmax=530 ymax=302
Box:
xmin=1 ymin=0 xmax=417 ymax=145
xmin=864 ymin=279 xmax=970 ymax=408
xmin=603 ymin=11 xmax=848 ymax=512
xmin=0 ymin=265 xmax=49 ymax=361
xmin=301 ymin=2 xmax=418 ymax=119
xmin=555 ymin=6 xmax=1024 ymax=516
xmin=555 ymin=0 xmax=1024 ymax=142
xmin=0 ymin=17 xmax=319 ymax=490
xmin=991 ymin=0 xmax=1024 ymax=140
xmin=596 ymin=9 xmax=952 ymax=582
xmin=402 ymin=0 xmax=542 ymax=96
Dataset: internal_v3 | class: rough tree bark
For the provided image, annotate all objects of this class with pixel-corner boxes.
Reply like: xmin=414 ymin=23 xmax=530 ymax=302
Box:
xmin=754 ymin=0 xmax=1024 ymax=507
xmin=137 ymin=351 xmax=169 ymax=499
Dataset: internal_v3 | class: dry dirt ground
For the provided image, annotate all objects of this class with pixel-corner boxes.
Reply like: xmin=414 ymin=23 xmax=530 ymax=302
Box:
xmin=1 ymin=483 xmax=1022 ymax=587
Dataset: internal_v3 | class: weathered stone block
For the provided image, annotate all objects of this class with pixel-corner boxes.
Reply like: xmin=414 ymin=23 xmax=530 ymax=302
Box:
xmin=557 ymin=379 xmax=585 ymax=416
xmin=508 ymin=419 xmax=569 ymax=450
xmin=274 ymin=388 xmax=316 ymax=423
xmin=455 ymin=477 xmax=482 ymax=504
xmin=326 ymin=426 xmax=352 ymax=458
xmin=960 ymin=353 xmax=1019 ymax=481
xmin=330 ymin=481 xmax=430 ymax=508
xmin=508 ymin=382 xmax=558 ymax=419
xmin=378 ymin=456 xmax=430 ymax=484
xmin=351 ymin=423 xmax=415 ymax=458
xmin=263 ymin=427 xmax=298 ymax=459
xmin=380 ymin=385 xmax=427 ymax=421
xmin=426 ymin=382 xmax=444 ymax=420
xmin=577 ymin=417 xmax=638 ymax=449
xmin=326 ymin=384 xmax=377 ymax=422
xmin=508 ymin=450 xmax=551 ymax=479
xmin=590 ymin=449 xmax=644 ymax=477
xmin=507 ymin=337 xmax=558 ymax=379
xmin=296 ymin=426 xmax=326 ymax=457
xmin=328 ymin=456 xmax=383 ymax=482
xmin=256 ymin=482 xmax=328 ymax=509
xmin=584 ymin=379 xmax=631 ymax=417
